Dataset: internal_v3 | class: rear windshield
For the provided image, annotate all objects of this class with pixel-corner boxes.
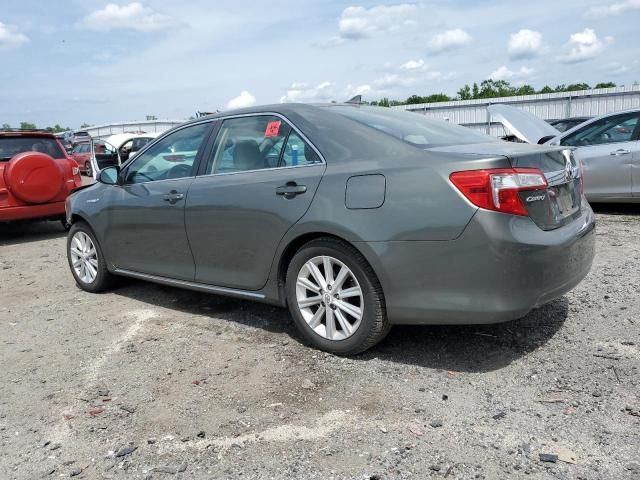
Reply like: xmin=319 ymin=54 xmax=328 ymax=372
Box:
xmin=0 ymin=136 xmax=65 ymax=161
xmin=329 ymin=105 xmax=497 ymax=148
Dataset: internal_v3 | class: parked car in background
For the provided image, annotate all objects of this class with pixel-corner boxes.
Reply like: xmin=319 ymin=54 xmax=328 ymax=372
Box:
xmin=104 ymin=133 xmax=157 ymax=162
xmin=489 ymin=104 xmax=640 ymax=202
xmin=1 ymin=129 xmax=81 ymax=227
xmin=547 ymin=116 xmax=591 ymax=133
xmin=70 ymin=142 xmax=92 ymax=174
xmin=70 ymin=138 xmax=121 ymax=178
xmin=66 ymin=104 xmax=595 ymax=354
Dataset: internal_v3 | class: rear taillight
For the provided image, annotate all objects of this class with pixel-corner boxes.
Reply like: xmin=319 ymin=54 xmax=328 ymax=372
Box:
xmin=450 ymin=168 xmax=547 ymax=216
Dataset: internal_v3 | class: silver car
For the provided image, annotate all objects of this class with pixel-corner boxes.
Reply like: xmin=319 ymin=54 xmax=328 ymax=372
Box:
xmin=489 ymin=105 xmax=640 ymax=202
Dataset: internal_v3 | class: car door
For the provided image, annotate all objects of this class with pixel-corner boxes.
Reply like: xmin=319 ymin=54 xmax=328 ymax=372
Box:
xmin=185 ymin=114 xmax=326 ymax=290
xmin=560 ymin=112 xmax=640 ymax=199
xmin=101 ymin=121 xmax=213 ymax=280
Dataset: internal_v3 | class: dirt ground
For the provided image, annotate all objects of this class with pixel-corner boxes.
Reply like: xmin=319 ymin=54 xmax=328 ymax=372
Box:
xmin=1 ymin=204 xmax=639 ymax=480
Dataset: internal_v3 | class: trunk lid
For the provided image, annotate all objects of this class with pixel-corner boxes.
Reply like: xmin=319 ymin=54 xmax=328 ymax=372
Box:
xmin=431 ymin=142 xmax=583 ymax=230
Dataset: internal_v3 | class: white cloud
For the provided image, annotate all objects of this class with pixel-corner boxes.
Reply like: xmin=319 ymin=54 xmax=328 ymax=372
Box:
xmin=508 ymin=29 xmax=542 ymax=59
xmin=400 ymin=59 xmax=427 ymax=71
xmin=604 ymin=62 xmax=630 ymax=76
xmin=280 ymin=81 xmax=336 ymax=103
xmin=338 ymin=4 xmax=417 ymax=39
xmin=0 ymin=22 xmax=29 ymax=50
xmin=428 ymin=29 xmax=472 ymax=53
xmin=585 ymin=0 xmax=640 ymax=17
xmin=489 ymin=65 xmax=535 ymax=81
xmin=558 ymin=28 xmax=611 ymax=63
xmin=79 ymin=2 xmax=173 ymax=32
xmin=372 ymin=73 xmax=419 ymax=90
xmin=226 ymin=91 xmax=256 ymax=110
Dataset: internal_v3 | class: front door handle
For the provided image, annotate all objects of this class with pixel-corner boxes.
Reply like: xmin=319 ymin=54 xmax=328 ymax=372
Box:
xmin=610 ymin=149 xmax=631 ymax=156
xmin=276 ymin=182 xmax=307 ymax=199
xmin=163 ymin=190 xmax=184 ymax=204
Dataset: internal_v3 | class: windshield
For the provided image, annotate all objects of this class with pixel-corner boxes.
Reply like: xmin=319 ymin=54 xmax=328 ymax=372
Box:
xmin=0 ymin=136 xmax=65 ymax=161
xmin=329 ymin=105 xmax=497 ymax=147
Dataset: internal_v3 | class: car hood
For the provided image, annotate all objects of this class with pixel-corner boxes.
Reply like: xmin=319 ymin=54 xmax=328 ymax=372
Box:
xmin=487 ymin=104 xmax=560 ymax=144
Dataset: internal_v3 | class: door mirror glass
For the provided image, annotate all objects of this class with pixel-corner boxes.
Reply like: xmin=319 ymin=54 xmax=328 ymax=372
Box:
xmin=98 ymin=166 xmax=119 ymax=185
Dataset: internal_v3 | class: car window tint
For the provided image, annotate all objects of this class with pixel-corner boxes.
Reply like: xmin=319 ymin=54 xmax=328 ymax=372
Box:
xmin=562 ymin=114 xmax=639 ymax=147
xmin=207 ymin=116 xmax=291 ymax=174
xmin=0 ymin=137 xmax=65 ymax=160
xmin=125 ymin=123 xmax=209 ymax=184
xmin=279 ymin=131 xmax=321 ymax=167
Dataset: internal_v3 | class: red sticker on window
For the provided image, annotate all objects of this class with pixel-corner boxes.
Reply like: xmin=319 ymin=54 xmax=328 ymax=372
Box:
xmin=265 ymin=121 xmax=281 ymax=138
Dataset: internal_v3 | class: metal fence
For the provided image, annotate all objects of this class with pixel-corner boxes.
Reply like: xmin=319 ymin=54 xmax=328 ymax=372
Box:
xmin=72 ymin=120 xmax=184 ymax=140
xmin=393 ymin=84 xmax=640 ymax=136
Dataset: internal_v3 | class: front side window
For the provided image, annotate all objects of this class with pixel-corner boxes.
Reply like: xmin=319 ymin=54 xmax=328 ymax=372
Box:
xmin=561 ymin=114 xmax=639 ymax=147
xmin=125 ymin=123 xmax=210 ymax=184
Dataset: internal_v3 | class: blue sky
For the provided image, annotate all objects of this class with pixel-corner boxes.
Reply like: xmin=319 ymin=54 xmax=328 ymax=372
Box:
xmin=1 ymin=0 xmax=639 ymax=128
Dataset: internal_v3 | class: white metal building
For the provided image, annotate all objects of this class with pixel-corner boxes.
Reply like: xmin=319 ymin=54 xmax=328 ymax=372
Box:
xmin=73 ymin=119 xmax=183 ymax=140
xmin=393 ymin=84 xmax=640 ymax=137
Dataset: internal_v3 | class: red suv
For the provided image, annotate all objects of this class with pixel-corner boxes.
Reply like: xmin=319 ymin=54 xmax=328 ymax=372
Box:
xmin=0 ymin=130 xmax=82 ymax=227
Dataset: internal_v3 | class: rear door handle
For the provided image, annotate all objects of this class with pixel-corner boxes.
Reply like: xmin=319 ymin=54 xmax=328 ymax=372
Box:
xmin=276 ymin=182 xmax=307 ymax=199
xmin=163 ymin=190 xmax=184 ymax=204
xmin=610 ymin=149 xmax=631 ymax=156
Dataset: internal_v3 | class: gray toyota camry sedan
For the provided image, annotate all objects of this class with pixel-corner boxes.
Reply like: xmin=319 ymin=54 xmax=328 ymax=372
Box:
xmin=65 ymin=104 xmax=595 ymax=355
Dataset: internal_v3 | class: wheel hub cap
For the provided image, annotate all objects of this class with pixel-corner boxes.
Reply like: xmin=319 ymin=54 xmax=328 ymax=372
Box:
xmin=70 ymin=231 xmax=98 ymax=284
xmin=296 ymin=255 xmax=364 ymax=341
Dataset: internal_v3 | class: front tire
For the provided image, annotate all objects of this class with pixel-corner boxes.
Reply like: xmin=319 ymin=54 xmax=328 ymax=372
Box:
xmin=84 ymin=161 xmax=92 ymax=178
xmin=67 ymin=222 xmax=114 ymax=292
xmin=285 ymin=238 xmax=390 ymax=355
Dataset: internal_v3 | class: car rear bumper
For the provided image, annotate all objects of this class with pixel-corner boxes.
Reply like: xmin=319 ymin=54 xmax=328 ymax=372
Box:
xmin=0 ymin=201 xmax=66 ymax=222
xmin=359 ymin=203 xmax=596 ymax=325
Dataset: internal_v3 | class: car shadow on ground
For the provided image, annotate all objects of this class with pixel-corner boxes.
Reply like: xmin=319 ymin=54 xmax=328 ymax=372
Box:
xmin=590 ymin=202 xmax=640 ymax=216
xmin=0 ymin=220 xmax=67 ymax=247
xmin=111 ymin=280 xmax=568 ymax=373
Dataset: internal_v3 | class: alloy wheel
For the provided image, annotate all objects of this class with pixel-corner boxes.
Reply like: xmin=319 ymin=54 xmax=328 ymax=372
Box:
xmin=70 ymin=231 xmax=99 ymax=284
xmin=296 ymin=255 xmax=364 ymax=341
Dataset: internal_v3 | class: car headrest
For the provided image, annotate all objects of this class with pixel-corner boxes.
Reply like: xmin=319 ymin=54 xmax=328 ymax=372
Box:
xmin=234 ymin=139 xmax=262 ymax=171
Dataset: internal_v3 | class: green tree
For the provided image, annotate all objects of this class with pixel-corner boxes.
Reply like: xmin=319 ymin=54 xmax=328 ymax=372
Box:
xmin=20 ymin=121 xmax=37 ymax=130
xmin=457 ymin=84 xmax=472 ymax=100
xmin=80 ymin=123 xmax=92 ymax=128
xmin=538 ymin=85 xmax=554 ymax=94
xmin=514 ymin=84 xmax=536 ymax=96
xmin=565 ymin=83 xmax=591 ymax=91
xmin=472 ymin=82 xmax=479 ymax=99
xmin=594 ymin=82 xmax=616 ymax=89
xmin=2 ymin=123 xmax=11 ymax=130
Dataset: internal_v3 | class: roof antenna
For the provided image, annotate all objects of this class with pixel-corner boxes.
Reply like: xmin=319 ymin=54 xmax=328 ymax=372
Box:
xmin=345 ymin=95 xmax=362 ymax=104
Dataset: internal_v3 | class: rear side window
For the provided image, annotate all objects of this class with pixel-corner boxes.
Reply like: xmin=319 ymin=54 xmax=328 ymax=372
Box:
xmin=329 ymin=105 xmax=497 ymax=148
xmin=279 ymin=131 xmax=321 ymax=167
xmin=0 ymin=137 xmax=65 ymax=161
xmin=207 ymin=115 xmax=292 ymax=174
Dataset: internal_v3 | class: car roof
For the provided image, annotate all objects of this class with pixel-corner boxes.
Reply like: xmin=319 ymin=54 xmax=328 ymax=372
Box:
xmin=0 ymin=130 xmax=57 ymax=139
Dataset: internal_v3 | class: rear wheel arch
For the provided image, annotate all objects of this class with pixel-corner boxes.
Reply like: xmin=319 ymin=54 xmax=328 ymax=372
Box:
xmin=277 ymin=232 xmax=383 ymax=302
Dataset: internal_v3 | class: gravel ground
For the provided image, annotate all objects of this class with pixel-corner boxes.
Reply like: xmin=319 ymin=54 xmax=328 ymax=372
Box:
xmin=0 ymin=204 xmax=639 ymax=480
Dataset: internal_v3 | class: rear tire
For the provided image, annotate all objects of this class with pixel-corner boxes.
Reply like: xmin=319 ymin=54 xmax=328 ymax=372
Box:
xmin=84 ymin=161 xmax=92 ymax=178
xmin=67 ymin=221 xmax=114 ymax=293
xmin=285 ymin=238 xmax=390 ymax=355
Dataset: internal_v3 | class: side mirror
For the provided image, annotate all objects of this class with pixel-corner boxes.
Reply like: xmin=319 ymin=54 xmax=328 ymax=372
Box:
xmin=98 ymin=166 xmax=120 ymax=185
